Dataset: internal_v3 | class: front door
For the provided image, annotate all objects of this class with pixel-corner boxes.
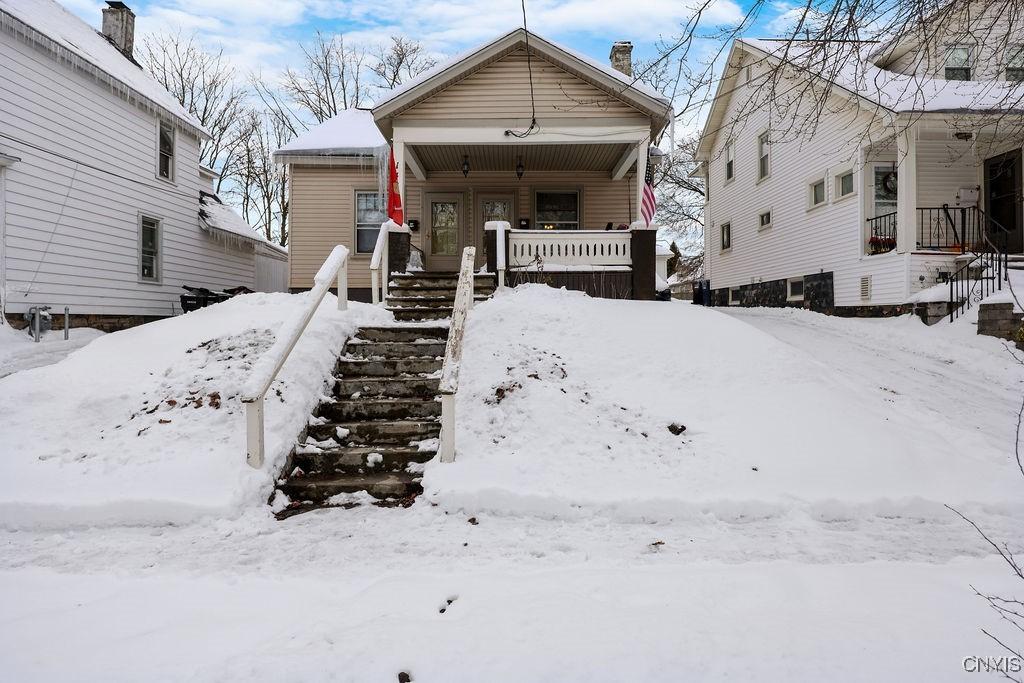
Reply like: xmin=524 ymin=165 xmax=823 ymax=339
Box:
xmin=478 ymin=192 xmax=515 ymax=268
xmin=425 ymin=193 xmax=463 ymax=271
xmin=985 ymin=150 xmax=1023 ymax=253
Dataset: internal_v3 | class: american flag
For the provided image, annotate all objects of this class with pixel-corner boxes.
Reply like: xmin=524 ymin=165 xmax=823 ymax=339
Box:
xmin=641 ymin=159 xmax=657 ymax=227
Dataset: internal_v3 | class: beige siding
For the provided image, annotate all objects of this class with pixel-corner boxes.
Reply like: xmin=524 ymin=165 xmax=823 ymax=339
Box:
xmin=403 ymin=49 xmax=648 ymax=122
xmin=288 ymin=165 xmax=379 ymax=289
xmin=289 ymin=166 xmax=635 ymax=288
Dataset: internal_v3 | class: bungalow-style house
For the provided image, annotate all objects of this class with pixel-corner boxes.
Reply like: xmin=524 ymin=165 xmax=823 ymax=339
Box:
xmin=695 ymin=1 xmax=1023 ymax=316
xmin=0 ymin=0 xmax=285 ymax=332
xmin=275 ymin=29 xmax=673 ymax=301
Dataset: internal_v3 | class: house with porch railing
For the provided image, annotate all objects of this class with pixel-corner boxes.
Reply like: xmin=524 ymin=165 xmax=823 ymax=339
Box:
xmin=274 ymin=28 xmax=671 ymax=301
xmin=694 ymin=1 xmax=1021 ymax=321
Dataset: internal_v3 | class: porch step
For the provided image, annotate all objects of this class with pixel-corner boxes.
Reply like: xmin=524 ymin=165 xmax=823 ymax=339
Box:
xmin=334 ymin=375 xmax=441 ymax=398
xmin=336 ymin=357 xmax=442 ymax=377
xmin=388 ymin=306 xmax=454 ymax=321
xmin=307 ymin=419 xmax=440 ymax=445
xmin=388 ymin=285 xmax=494 ymax=298
xmin=279 ymin=472 xmax=423 ymax=503
xmin=345 ymin=340 xmax=446 ymax=359
xmin=355 ymin=326 xmax=449 ymax=342
xmin=292 ymin=445 xmax=436 ymax=474
xmin=319 ymin=397 xmax=441 ymax=421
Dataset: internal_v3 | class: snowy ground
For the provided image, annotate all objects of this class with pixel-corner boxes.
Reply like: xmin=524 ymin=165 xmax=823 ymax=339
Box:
xmin=0 ymin=323 xmax=105 ymax=378
xmin=1 ymin=286 xmax=1022 ymax=681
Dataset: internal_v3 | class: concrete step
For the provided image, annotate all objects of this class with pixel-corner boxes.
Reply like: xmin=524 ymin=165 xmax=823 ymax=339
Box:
xmin=319 ymin=397 xmax=441 ymax=421
xmin=279 ymin=472 xmax=422 ymax=502
xmin=336 ymin=357 xmax=442 ymax=377
xmin=389 ymin=306 xmax=453 ymax=321
xmin=292 ymin=445 xmax=436 ymax=474
xmin=345 ymin=340 xmax=446 ymax=359
xmin=386 ymin=296 xmax=456 ymax=308
xmin=388 ymin=285 xmax=494 ymax=298
xmin=334 ymin=375 xmax=440 ymax=398
xmin=308 ymin=419 xmax=440 ymax=445
xmin=355 ymin=325 xmax=449 ymax=343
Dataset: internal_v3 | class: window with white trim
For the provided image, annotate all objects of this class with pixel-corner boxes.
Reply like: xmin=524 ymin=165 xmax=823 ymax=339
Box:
xmin=728 ymin=287 xmax=741 ymax=305
xmin=787 ymin=277 xmax=804 ymax=301
xmin=725 ymin=142 xmax=735 ymax=181
xmin=1007 ymin=44 xmax=1024 ymax=81
xmin=758 ymin=210 xmax=772 ymax=230
xmin=139 ymin=215 xmax=161 ymax=282
xmin=720 ymin=221 xmax=732 ymax=250
xmin=536 ymin=191 xmax=580 ymax=230
xmin=757 ymin=132 xmax=770 ymax=180
xmin=355 ymin=191 xmax=386 ymax=253
xmin=158 ymin=121 xmax=175 ymax=181
xmin=836 ymin=170 xmax=855 ymax=198
xmin=809 ymin=178 xmax=826 ymax=207
xmin=945 ymin=45 xmax=972 ymax=80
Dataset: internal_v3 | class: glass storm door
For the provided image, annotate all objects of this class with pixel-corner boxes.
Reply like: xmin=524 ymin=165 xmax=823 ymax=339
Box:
xmin=872 ymin=164 xmax=897 ymax=218
xmin=478 ymin=193 xmax=515 ymax=268
xmin=426 ymin=193 xmax=462 ymax=271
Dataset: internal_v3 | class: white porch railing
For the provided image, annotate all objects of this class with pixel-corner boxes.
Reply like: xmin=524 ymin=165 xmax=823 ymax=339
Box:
xmin=437 ymin=246 xmax=476 ymax=463
xmin=370 ymin=220 xmax=410 ymax=304
xmin=507 ymin=229 xmax=632 ymax=269
xmin=241 ymin=245 xmax=349 ymax=468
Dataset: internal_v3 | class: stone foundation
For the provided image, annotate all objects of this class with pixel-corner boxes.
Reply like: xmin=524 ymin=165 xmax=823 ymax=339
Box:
xmin=711 ymin=271 xmax=835 ymax=312
xmin=977 ymin=302 xmax=1023 ymax=341
xmin=4 ymin=312 xmax=164 ymax=333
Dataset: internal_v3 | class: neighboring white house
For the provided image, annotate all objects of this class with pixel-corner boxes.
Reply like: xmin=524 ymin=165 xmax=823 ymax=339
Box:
xmin=695 ymin=1 xmax=1024 ymax=313
xmin=0 ymin=0 xmax=284 ymax=331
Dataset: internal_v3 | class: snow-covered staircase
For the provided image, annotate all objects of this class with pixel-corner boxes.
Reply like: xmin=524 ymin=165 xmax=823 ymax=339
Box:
xmin=276 ymin=271 xmax=493 ymax=515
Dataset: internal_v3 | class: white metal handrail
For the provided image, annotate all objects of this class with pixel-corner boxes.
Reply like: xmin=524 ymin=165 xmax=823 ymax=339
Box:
xmin=437 ymin=246 xmax=476 ymax=463
xmin=241 ymin=245 xmax=349 ymax=468
xmin=370 ymin=220 xmax=410 ymax=304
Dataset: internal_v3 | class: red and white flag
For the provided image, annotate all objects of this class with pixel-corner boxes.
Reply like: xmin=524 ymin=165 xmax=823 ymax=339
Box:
xmin=387 ymin=149 xmax=404 ymax=225
xmin=641 ymin=160 xmax=657 ymax=227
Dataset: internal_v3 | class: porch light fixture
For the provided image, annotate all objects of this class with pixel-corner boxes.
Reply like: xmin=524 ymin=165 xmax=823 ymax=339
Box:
xmin=648 ymin=146 xmax=666 ymax=167
xmin=462 ymin=155 xmax=470 ymax=177
xmin=516 ymin=155 xmax=525 ymax=180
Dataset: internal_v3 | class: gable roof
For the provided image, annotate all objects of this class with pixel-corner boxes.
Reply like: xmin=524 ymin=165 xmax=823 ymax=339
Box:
xmin=0 ymin=0 xmax=206 ymax=137
xmin=372 ymin=28 xmax=672 ymax=134
xmin=696 ymin=37 xmax=1024 ymax=159
xmin=273 ymin=109 xmax=387 ymax=160
xmin=199 ymin=191 xmax=286 ymax=253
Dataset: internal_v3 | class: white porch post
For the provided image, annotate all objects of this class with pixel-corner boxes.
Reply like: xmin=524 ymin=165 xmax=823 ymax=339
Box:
xmin=635 ymin=138 xmax=648 ymax=224
xmin=896 ymin=123 xmax=918 ymax=254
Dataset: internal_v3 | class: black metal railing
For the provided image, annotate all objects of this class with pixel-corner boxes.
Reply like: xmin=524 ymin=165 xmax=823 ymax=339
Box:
xmin=866 ymin=211 xmax=898 ymax=254
xmin=917 ymin=206 xmax=984 ymax=253
xmin=948 ymin=208 xmax=1010 ymax=322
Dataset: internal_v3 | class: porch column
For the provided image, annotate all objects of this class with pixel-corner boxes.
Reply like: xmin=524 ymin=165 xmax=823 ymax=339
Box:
xmin=393 ymin=139 xmax=406 ymax=220
xmin=896 ymin=123 xmax=918 ymax=253
xmin=634 ymin=138 xmax=648 ymax=225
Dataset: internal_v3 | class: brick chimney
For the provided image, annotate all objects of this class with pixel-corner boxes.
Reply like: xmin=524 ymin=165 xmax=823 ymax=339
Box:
xmin=609 ymin=41 xmax=633 ymax=77
xmin=101 ymin=1 xmax=135 ymax=60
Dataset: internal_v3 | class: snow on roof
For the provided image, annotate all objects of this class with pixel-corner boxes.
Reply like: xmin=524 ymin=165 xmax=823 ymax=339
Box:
xmin=0 ymin=0 xmax=204 ymax=134
xmin=374 ymin=28 xmax=670 ymax=113
xmin=199 ymin=192 xmax=286 ymax=254
xmin=274 ymin=109 xmax=387 ymax=156
xmin=740 ymin=38 xmax=1024 ymax=114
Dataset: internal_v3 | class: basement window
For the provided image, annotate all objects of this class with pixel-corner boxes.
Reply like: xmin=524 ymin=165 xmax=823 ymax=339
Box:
xmin=728 ymin=287 xmax=741 ymax=305
xmin=787 ymin=277 xmax=804 ymax=301
xmin=535 ymin=191 xmax=579 ymax=230
xmin=945 ymin=45 xmax=972 ymax=81
xmin=157 ymin=121 xmax=175 ymax=181
xmin=355 ymin=191 xmax=386 ymax=253
xmin=139 ymin=215 xmax=161 ymax=283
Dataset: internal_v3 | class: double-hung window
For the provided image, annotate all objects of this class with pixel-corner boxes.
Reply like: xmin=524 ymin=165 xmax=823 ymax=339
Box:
xmin=720 ymin=222 xmax=732 ymax=250
xmin=158 ymin=121 xmax=175 ymax=181
xmin=945 ymin=46 xmax=972 ymax=80
xmin=355 ymin=191 xmax=386 ymax=253
xmin=139 ymin=215 xmax=161 ymax=282
xmin=757 ymin=132 xmax=770 ymax=180
xmin=725 ymin=143 xmax=735 ymax=181
xmin=836 ymin=170 xmax=855 ymax=198
xmin=1007 ymin=44 xmax=1024 ymax=81
xmin=809 ymin=178 xmax=826 ymax=208
xmin=536 ymin=191 xmax=579 ymax=230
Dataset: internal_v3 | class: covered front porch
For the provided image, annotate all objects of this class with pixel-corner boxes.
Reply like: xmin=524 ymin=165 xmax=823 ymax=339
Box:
xmin=862 ymin=119 xmax=1023 ymax=257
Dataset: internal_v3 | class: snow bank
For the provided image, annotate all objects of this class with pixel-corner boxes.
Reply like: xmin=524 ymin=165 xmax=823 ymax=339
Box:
xmin=424 ymin=285 xmax=1024 ymax=521
xmin=0 ymin=324 xmax=104 ymax=378
xmin=0 ymin=293 xmax=389 ymax=528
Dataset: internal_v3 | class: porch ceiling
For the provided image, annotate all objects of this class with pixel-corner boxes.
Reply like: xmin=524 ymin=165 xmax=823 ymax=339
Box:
xmin=411 ymin=143 xmax=631 ymax=174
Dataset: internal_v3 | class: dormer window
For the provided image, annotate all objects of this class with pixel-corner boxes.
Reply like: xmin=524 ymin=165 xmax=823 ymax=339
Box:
xmin=945 ymin=46 xmax=972 ymax=81
xmin=1007 ymin=45 xmax=1024 ymax=81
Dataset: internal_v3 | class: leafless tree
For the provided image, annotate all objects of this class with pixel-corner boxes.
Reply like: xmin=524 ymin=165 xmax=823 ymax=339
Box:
xmin=275 ymin=31 xmax=369 ymax=125
xmin=371 ymin=36 xmax=438 ymax=90
xmin=234 ymin=110 xmax=290 ymax=247
xmin=138 ymin=32 xmax=249 ymax=193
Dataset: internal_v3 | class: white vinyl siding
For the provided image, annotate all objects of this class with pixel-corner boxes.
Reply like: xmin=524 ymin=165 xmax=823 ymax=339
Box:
xmin=0 ymin=28 xmax=256 ymax=316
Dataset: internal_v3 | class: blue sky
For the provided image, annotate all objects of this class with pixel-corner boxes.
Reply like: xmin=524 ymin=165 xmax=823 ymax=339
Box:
xmin=62 ymin=0 xmax=795 ymax=87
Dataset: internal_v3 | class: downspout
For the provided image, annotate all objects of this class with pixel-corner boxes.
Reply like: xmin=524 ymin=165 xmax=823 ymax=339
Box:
xmin=0 ymin=153 xmax=20 ymax=325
